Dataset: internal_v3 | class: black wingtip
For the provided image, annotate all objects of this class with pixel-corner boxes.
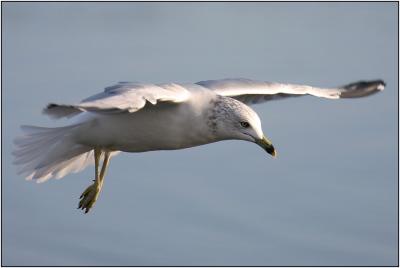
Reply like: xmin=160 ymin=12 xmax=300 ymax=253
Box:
xmin=371 ymin=79 xmax=386 ymax=88
xmin=340 ymin=79 xmax=385 ymax=98
xmin=46 ymin=103 xmax=58 ymax=109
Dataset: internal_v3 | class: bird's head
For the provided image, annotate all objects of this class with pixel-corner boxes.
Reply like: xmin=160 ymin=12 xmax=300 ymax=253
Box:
xmin=210 ymin=97 xmax=277 ymax=157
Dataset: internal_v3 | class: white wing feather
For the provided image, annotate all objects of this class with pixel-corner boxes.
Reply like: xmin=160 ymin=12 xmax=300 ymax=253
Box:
xmin=43 ymin=78 xmax=385 ymax=119
xmin=196 ymin=78 xmax=385 ymax=105
xmin=43 ymin=82 xmax=191 ymax=119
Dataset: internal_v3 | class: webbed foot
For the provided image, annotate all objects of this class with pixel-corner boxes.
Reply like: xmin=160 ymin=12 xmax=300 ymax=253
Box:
xmin=78 ymin=180 xmax=102 ymax=213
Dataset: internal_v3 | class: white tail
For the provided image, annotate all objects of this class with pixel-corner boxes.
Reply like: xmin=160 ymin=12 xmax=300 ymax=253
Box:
xmin=13 ymin=124 xmax=94 ymax=183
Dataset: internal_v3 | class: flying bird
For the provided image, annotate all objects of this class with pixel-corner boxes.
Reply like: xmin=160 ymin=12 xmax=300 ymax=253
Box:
xmin=13 ymin=78 xmax=385 ymax=213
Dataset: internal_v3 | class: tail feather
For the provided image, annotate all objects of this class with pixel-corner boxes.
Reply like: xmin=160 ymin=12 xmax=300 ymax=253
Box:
xmin=13 ymin=124 xmax=94 ymax=182
xmin=13 ymin=134 xmax=66 ymax=165
xmin=27 ymin=150 xmax=94 ymax=182
xmin=53 ymin=151 xmax=94 ymax=179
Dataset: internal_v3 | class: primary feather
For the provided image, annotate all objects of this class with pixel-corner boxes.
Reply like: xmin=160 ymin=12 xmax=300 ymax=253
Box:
xmin=196 ymin=78 xmax=385 ymax=104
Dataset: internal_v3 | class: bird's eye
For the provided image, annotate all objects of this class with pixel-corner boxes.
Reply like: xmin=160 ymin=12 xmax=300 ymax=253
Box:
xmin=240 ymin=121 xmax=250 ymax=128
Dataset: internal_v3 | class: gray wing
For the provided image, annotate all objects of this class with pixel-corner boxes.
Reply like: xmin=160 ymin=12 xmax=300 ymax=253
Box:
xmin=43 ymin=82 xmax=190 ymax=119
xmin=196 ymin=78 xmax=385 ymax=105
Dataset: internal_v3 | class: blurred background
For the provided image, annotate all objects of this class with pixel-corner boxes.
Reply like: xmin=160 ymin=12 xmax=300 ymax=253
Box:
xmin=2 ymin=2 xmax=398 ymax=266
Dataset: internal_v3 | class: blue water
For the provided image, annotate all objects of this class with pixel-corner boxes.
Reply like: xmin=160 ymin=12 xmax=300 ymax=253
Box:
xmin=3 ymin=2 xmax=398 ymax=265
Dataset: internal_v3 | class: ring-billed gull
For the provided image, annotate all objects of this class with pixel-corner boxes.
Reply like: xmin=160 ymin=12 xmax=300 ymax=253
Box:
xmin=13 ymin=78 xmax=385 ymax=213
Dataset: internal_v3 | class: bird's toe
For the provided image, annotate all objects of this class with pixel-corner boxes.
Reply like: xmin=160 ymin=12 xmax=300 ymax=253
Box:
xmin=78 ymin=182 xmax=99 ymax=213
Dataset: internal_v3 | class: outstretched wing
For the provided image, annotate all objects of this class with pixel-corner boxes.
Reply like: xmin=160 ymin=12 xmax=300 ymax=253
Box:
xmin=196 ymin=78 xmax=385 ymax=105
xmin=43 ymin=82 xmax=191 ymax=119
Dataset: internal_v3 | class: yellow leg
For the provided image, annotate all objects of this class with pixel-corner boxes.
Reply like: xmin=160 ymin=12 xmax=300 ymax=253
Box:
xmin=78 ymin=149 xmax=110 ymax=213
xmin=98 ymin=151 xmax=110 ymax=188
